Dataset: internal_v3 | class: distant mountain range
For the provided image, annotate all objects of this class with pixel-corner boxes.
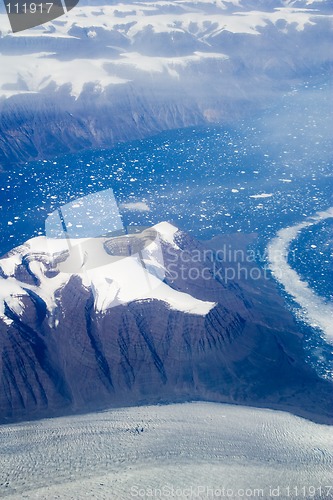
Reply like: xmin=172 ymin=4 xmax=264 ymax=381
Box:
xmin=0 ymin=0 xmax=332 ymax=167
xmin=1 ymin=222 xmax=332 ymax=423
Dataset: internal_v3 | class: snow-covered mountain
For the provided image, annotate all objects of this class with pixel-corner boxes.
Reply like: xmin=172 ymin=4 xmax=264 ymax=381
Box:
xmin=0 ymin=0 xmax=332 ymax=166
xmin=0 ymin=222 xmax=332 ymax=423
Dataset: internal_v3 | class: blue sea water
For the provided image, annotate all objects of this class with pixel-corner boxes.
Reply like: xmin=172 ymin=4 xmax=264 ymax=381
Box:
xmin=1 ymin=123 xmax=332 ymax=249
xmin=289 ymin=219 xmax=333 ymax=302
xmin=0 ymin=82 xmax=332 ymax=378
xmin=0 ymin=81 xmax=332 ymax=304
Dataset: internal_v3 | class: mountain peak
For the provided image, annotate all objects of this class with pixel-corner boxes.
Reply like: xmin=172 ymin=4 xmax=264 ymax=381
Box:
xmin=0 ymin=222 xmax=216 ymax=322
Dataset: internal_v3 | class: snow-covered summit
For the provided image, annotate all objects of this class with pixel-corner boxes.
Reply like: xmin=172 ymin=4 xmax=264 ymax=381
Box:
xmin=1 ymin=216 xmax=332 ymax=425
xmin=0 ymin=221 xmax=216 ymax=323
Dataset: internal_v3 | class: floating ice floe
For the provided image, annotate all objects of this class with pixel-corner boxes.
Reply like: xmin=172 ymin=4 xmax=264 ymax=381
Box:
xmin=267 ymin=207 xmax=333 ymax=341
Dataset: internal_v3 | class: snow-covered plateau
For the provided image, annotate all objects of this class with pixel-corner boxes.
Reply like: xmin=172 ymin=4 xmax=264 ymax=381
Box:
xmin=0 ymin=0 xmax=332 ymax=166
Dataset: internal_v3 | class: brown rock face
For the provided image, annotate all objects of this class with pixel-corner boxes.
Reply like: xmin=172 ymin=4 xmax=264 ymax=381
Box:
xmin=0 ymin=227 xmax=332 ymax=424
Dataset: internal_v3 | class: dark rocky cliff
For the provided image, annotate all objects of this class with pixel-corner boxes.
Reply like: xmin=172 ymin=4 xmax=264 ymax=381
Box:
xmin=0 ymin=225 xmax=332 ymax=424
xmin=0 ymin=84 xmax=207 ymax=168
